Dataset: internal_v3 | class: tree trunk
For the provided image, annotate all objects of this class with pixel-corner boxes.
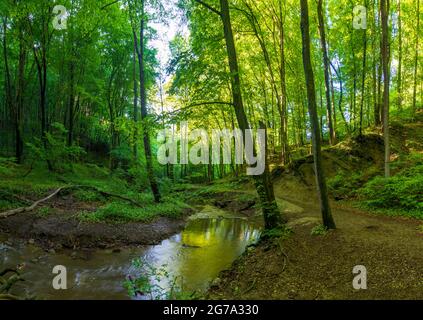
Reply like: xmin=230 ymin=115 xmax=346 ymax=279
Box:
xmin=397 ymin=0 xmax=402 ymax=111
xmin=219 ymin=0 xmax=284 ymax=229
xmin=133 ymin=38 xmax=138 ymax=161
xmin=381 ymin=0 xmax=391 ymax=178
xmin=300 ymin=0 xmax=336 ymax=229
xmin=412 ymin=0 xmax=420 ymax=115
xmin=15 ymin=24 xmax=25 ymax=164
xmin=317 ymin=0 xmax=336 ymax=145
xmin=278 ymin=0 xmax=289 ymax=164
xmin=359 ymin=0 xmax=368 ymax=136
xmin=135 ymin=1 xmax=161 ymax=203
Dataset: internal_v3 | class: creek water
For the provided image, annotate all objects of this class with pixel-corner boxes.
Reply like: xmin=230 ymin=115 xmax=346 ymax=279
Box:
xmin=0 ymin=205 xmax=261 ymax=300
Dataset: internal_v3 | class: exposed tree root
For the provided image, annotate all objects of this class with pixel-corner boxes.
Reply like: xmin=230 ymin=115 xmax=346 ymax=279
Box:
xmin=0 ymin=185 xmax=142 ymax=218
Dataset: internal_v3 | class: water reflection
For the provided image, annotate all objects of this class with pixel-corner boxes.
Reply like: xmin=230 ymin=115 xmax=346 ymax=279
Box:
xmin=138 ymin=217 xmax=261 ymax=297
xmin=0 ymin=206 xmax=261 ymax=300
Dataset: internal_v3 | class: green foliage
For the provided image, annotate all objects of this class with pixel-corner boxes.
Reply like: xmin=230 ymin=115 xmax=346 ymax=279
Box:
xmin=327 ymin=172 xmax=363 ymax=199
xmin=79 ymin=196 xmax=190 ymax=223
xmin=26 ymin=123 xmax=86 ymax=172
xmin=261 ymin=226 xmax=292 ymax=240
xmin=0 ymin=157 xmax=16 ymax=175
xmin=311 ymin=224 xmax=329 ymax=236
xmin=358 ymin=175 xmax=423 ymax=216
xmin=358 ymin=163 xmax=423 ymax=215
xmin=123 ymin=258 xmax=197 ymax=300
xmin=36 ymin=206 xmax=52 ymax=217
xmin=73 ymin=190 xmax=105 ymax=202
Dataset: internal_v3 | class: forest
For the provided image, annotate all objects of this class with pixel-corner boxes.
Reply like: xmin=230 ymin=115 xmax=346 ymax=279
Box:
xmin=0 ymin=0 xmax=422 ymax=300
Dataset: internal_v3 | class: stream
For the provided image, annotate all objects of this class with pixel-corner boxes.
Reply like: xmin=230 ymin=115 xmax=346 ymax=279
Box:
xmin=0 ymin=205 xmax=261 ymax=300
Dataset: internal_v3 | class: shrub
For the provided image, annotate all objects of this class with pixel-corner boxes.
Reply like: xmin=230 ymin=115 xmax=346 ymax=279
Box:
xmin=26 ymin=122 xmax=86 ymax=172
xmin=311 ymin=224 xmax=329 ymax=236
xmin=358 ymin=169 xmax=423 ymax=211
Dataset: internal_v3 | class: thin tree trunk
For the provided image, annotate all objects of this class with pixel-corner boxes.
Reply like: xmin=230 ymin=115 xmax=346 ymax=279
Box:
xmin=381 ymin=0 xmax=391 ymax=178
xmin=317 ymin=0 xmax=336 ymax=145
xmin=412 ymin=0 xmax=420 ymax=115
xmin=360 ymin=0 xmax=368 ymax=136
xmin=134 ymin=1 xmax=161 ymax=203
xmin=133 ymin=38 xmax=138 ymax=161
xmin=300 ymin=0 xmax=336 ymax=229
xmin=218 ymin=0 xmax=285 ymax=229
xmin=397 ymin=0 xmax=402 ymax=111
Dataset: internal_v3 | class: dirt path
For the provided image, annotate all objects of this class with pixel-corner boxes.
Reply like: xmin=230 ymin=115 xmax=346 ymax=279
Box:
xmin=208 ymin=179 xmax=423 ymax=300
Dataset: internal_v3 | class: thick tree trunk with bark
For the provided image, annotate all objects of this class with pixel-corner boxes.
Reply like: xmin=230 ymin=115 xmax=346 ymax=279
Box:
xmin=300 ymin=0 xmax=336 ymax=229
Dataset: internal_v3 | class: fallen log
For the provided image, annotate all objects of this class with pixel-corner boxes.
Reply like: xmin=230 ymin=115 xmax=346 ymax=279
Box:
xmin=0 ymin=187 xmax=65 ymax=218
xmin=0 ymin=185 xmax=142 ymax=218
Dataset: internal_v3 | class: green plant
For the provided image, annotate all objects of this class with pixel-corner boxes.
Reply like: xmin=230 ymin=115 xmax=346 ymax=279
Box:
xmin=73 ymin=190 xmax=104 ymax=202
xmin=261 ymin=226 xmax=292 ymax=240
xmin=79 ymin=197 xmax=190 ymax=223
xmin=123 ymin=259 xmax=196 ymax=300
xmin=327 ymin=171 xmax=363 ymax=200
xmin=358 ymin=170 xmax=423 ymax=211
xmin=26 ymin=123 xmax=86 ymax=172
xmin=36 ymin=206 xmax=51 ymax=217
xmin=311 ymin=224 xmax=328 ymax=236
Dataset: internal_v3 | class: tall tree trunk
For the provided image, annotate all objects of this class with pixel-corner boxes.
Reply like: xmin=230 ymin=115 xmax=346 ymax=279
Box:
xmin=133 ymin=39 xmax=138 ymax=161
xmin=412 ymin=0 xmax=420 ymax=115
xmin=300 ymin=0 xmax=336 ymax=229
xmin=360 ymin=0 xmax=368 ymax=136
xmin=33 ymin=12 xmax=52 ymax=171
xmin=381 ymin=0 xmax=391 ymax=178
xmin=15 ymin=23 xmax=26 ymax=164
xmin=397 ymin=0 xmax=402 ymax=111
xmin=243 ymin=2 xmax=287 ymax=165
xmin=218 ymin=0 xmax=285 ymax=229
xmin=2 ymin=17 xmax=15 ymax=160
xmin=317 ymin=0 xmax=336 ymax=145
xmin=278 ymin=0 xmax=289 ymax=164
xmin=134 ymin=1 xmax=161 ymax=203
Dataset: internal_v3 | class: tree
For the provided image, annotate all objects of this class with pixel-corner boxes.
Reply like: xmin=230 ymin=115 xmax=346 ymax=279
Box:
xmin=381 ymin=0 xmax=390 ymax=178
xmin=132 ymin=0 xmax=161 ymax=202
xmin=194 ymin=0 xmax=285 ymax=229
xmin=317 ymin=0 xmax=336 ymax=144
xmin=300 ymin=0 xmax=336 ymax=229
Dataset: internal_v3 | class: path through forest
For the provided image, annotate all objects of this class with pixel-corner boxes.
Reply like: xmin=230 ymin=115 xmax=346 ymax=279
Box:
xmin=208 ymin=178 xmax=423 ymax=299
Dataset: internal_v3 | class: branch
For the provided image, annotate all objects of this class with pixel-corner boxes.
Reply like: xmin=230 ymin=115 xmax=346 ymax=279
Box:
xmin=193 ymin=0 xmax=222 ymax=16
xmin=101 ymin=0 xmax=120 ymax=10
xmin=0 ymin=185 xmax=144 ymax=219
xmin=0 ymin=187 xmax=65 ymax=218
xmin=165 ymin=101 xmax=234 ymax=115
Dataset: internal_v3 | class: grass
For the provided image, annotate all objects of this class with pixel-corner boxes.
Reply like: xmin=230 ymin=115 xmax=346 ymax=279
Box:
xmin=0 ymin=161 xmax=193 ymax=223
xmin=78 ymin=197 xmax=191 ymax=223
xmin=311 ymin=224 xmax=329 ymax=236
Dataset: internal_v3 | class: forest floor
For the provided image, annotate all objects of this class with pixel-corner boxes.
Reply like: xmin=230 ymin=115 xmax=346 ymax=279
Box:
xmin=0 ymin=114 xmax=422 ymax=299
xmin=207 ymin=182 xmax=423 ymax=299
xmin=208 ymin=116 xmax=423 ymax=300
xmin=0 ymin=164 xmax=197 ymax=249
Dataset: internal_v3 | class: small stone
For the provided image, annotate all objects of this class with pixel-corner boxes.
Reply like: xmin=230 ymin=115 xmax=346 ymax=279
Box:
xmin=48 ymin=249 xmax=56 ymax=254
xmin=28 ymin=239 xmax=35 ymax=245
